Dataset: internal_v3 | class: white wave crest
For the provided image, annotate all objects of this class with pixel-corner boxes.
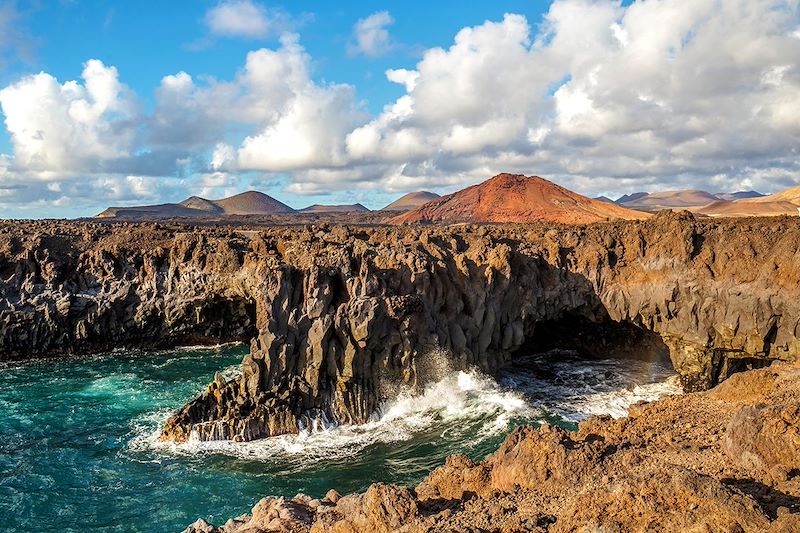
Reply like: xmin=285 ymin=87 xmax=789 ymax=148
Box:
xmin=500 ymin=351 xmax=682 ymax=422
xmin=130 ymin=368 xmax=538 ymax=463
xmin=129 ymin=352 xmax=681 ymax=464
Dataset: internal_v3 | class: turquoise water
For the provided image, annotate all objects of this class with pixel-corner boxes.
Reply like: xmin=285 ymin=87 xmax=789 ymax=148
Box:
xmin=0 ymin=346 xmax=679 ymax=532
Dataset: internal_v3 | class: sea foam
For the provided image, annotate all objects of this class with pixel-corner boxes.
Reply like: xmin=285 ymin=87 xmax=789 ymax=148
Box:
xmin=131 ymin=351 xmax=679 ymax=464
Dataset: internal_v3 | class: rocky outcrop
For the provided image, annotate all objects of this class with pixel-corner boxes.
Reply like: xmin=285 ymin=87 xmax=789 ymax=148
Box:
xmin=0 ymin=222 xmax=261 ymax=357
xmin=183 ymin=361 xmax=800 ymax=532
xmin=720 ymin=367 xmax=800 ymax=483
xmin=2 ymin=213 xmax=800 ymax=445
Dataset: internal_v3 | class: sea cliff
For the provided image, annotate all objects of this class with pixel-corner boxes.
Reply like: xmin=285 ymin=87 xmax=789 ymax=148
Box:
xmin=1 ymin=213 xmax=799 ymax=444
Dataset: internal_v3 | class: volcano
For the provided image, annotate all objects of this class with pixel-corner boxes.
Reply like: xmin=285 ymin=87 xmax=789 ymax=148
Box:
xmin=390 ymin=173 xmax=650 ymax=224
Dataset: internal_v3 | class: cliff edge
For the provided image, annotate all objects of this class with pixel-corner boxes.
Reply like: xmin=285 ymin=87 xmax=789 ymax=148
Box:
xmin=1 ymin=214 xmax=799 ymax=446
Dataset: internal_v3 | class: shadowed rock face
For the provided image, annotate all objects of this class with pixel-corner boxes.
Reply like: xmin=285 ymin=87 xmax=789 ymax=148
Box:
xmin=1 ymin=213 xmax=799 ymax=444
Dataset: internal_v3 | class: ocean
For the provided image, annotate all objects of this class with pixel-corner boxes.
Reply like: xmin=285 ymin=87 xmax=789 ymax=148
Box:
xmin=0 ymin=344 xmax=679 ymax=532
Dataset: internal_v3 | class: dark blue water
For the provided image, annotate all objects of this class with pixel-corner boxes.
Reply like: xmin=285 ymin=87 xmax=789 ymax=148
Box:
xmin=0 ymin=345 xmax=678 ymax=532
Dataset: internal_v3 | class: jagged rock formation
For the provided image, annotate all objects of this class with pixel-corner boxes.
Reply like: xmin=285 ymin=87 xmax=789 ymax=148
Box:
xmin=2 ymin=214 xmax=799 ymax=445
xmin=183 ymin=361 xmax=800 ymax=532
xmin=390 ymin=174 xmax=650 ymax=224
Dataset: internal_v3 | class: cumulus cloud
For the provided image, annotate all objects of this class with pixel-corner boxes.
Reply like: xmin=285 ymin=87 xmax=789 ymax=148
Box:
xmin=345 ymin=14 xmax=551 ymax=164
xmin=0 ymin=33 xmax=365 ymax=212
xmin=2 ymin=0 xmax=800 ymax=216
xmin=0 ymin=59 xmax=139 ymax=176
xmin=152 ymin=34 xmax=366 ymax=171
xmin=339 ymin=0 xmax=800 ymax=196
xmin=349 ymin=11 xmax=395 ymax=57
xmin=204 ymin=0 xmax=292 ymax=39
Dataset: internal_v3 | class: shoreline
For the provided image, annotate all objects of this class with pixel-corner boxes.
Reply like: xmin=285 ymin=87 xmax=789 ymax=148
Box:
xmin=184 ymin=361 xmax=800 ymax=532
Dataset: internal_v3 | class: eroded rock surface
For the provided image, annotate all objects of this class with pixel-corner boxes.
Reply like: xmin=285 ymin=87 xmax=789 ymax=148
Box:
xmin=184 ymin=362 xmax=800 ymax=532
xmin=1 ymin=213 xmax=800 ymax=443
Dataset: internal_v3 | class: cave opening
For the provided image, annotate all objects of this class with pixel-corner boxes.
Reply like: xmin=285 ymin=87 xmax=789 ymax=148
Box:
xmin=174 ymin=296 xmax=259 ymax=346
xmin=517 ymin=312 xmax=671 ymax=364
xmin=498 ymin=312 xmax=677 ymax=424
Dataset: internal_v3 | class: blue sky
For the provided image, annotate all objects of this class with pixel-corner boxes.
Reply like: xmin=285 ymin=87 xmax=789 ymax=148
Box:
xmin=0 ymin=0 xmax=798 ymax=218
xmin=15 ymin=2 xmax=544 ymax=109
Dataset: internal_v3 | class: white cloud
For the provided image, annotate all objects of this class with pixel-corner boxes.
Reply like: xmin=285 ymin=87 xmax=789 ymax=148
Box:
xmin=385 ymin=68 xmax=419 ymax=92
xmin=152 ymin=34 xmax=366 ymax=172
xmin=0 ymin=59 xmax=139 ymax=176
xmin=204 ymin=0 xmax=289 ymax=39
xmin=349 ymin=11 xmax=395 ymax=57
xmin=211 ymin=143 xmax=236 ymax=171
xmin=343 ymin=13 xmax=550 ymax=164
xmin=336 ymin=0 xmax=800 ymax=197
xmin=237 ymin=84 xmax=362 ymax=171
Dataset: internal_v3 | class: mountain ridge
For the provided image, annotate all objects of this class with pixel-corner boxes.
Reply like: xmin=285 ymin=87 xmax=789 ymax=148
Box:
xmin=97 ymin=191 xmax=294 ymax=218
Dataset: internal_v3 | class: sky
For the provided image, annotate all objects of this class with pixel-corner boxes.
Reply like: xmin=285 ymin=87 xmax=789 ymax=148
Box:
xmin=0 ymin=0 xmax=799 ymax=218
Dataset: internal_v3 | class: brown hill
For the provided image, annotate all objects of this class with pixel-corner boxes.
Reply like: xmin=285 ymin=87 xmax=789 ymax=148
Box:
xmin=179 ymin=196 xmax=224 ymax=213
xmin=212 ymin=191 xmax=294 ymax=215
xmin=698 ymin=185 xmax=800 ymax=217
xmin=382 ymin=191 xmax=440 ymax=211
xmin=96 ymin=191 xmax=294 ymax=219
xmin=390 ymin=174 xmax=650 ymax=224
xmin=714 ymin=191 xmax=765 ymax=201
xmin=299 ymin=203 xmax=370 ymax=213
xmin=751 ymin=185 xmax=800 ymax=204
xmin=618 ymin=190 xmax=721 ymax=211
xmin=593 ymin=195 xmax=615 ymax=204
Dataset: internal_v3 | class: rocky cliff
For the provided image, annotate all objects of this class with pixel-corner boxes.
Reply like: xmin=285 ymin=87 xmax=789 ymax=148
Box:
xmin=183 ymin=360 xmax=800 ymax=532
xmin=1 ymin=213 xmax=799 ymax=445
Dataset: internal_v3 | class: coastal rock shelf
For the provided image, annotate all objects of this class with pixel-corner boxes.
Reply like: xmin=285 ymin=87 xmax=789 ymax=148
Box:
xmin=183 ymin=361 xmax=800 ymax=532
xmin=1 ymin=212 xmax=799 ymax=443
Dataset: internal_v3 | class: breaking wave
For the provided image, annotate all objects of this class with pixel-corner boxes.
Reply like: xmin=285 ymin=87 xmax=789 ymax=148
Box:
xmin=131 ymin=368 xmax=539 ymax=463
xmin=131 ymin=349 xmax=679 ymax=463
xmin=501 ymin=350 xmax=682 ymax=421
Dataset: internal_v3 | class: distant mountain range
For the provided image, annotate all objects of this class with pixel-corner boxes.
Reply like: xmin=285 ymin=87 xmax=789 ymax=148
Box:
xmin=713 ymin=191 xmax=765 ymax=202
xmin=603 ymin=188 xmax=800 ymax=218
xmin=96 ymin=178 xmax=800 ymax=223
xmin=99 ymin=194 xmax=380 ymax=219
xmin=299 ymin=204 xmax=370 ymax=213
xmin=613 ymin=190 xmax=765 ymax=212
xmin=696 ymin=186 xmax=800 ymax=217
xmin=97 ymin=191 xmax=294 ymax=218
